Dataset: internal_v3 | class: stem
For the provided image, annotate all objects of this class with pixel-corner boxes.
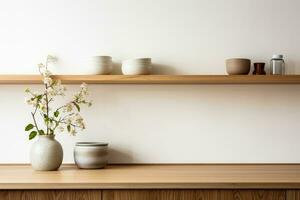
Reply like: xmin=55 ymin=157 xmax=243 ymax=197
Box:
xmin=56 ymin=101 xmax=76 ymax=112
xmin=51 ymin=117 xmax=81 ymax=132
xmin=44 ymin=59 xmax=50 ymax=134
xmin=45 ymin=57 xmax=49 ymax=70
xmin=31 ymin=112 xmax=40 ymax=134
xmin=45 ymin=84 xmax=49 ymax=135
xmin=61 ymin=113 xmax=75 ymax=121
xmin=31 ymin=99 xmax=41 ymax=134
xmin=60 ymin=121 xmax=81 ymax=128
xmin=52 ymin=119 xmax=60 ymax=132
xmin=51 ymin=113 xmax=74 ymax=129
xmin=33 ymin=101 xmax=39 ymax=115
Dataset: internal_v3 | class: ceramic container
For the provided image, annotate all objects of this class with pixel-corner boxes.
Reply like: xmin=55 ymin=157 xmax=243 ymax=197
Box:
xmin=88 ymin=56 xmax=112 ymax=75
xmin=226 ymin=58 xmax=251 ymax=75
xmin=74 ymin=142 xmax=108 ymax=169
xmin=30 ymin=135 xmax=63 ymax=171
xmin=122 ymin=58 xmax=152 ymax=75
xmin=253 ymin=62 xmax=266 ymax=75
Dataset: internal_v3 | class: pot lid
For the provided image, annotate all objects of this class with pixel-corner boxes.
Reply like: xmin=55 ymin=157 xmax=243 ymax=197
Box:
xmin=75 ymin=142 xmax=108 ymax=146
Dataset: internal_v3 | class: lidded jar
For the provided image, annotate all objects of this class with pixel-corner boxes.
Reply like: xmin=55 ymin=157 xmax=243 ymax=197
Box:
xmin=74 ymin=142 xmax=108 ymax=169
xmin=270 ymin=54 xmax=285 ymax=75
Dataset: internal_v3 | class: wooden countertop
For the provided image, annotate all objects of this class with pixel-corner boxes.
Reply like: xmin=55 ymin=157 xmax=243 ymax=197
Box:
xmin=1 ymin=164 xmax=300 ymax=189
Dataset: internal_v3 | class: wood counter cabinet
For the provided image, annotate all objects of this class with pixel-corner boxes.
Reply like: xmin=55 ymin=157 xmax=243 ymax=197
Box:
xmin=1 ymin=164 xmax=300 ymax=200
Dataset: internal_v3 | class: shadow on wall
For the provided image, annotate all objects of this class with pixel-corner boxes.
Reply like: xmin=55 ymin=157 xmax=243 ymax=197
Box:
xmin=286 ymin=60 xmax=297 ymax=74
xmin=111 ymin=62 xmax=122 ymax=75
xmin=151 ymin=63 xmax=177 ymax=75
xmin=114 ymin=60 xmax=300 ymax=75
xmin=108 ymin=147 xmax=134 ymax=164
xmin=111 ymin=62 xmax=177 ymax=75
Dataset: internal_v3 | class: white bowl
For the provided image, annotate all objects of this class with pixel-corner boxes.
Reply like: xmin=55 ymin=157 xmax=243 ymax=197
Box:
xmin=122 ymin=58 xmax=152 ymax=75
xmin=89 ymin=56 xmax=113 ymax=75
xmin=92 ymin=56 xmax=112 ymax=63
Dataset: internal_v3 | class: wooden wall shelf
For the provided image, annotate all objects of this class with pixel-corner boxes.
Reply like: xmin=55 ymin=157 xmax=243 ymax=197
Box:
xmin=0 ymin=75 xmax=300 ymax=84
xmin=1 ymin=164 xmax=300 ymax=189
xmin=1 ymin=164 xmax=300 ymax=199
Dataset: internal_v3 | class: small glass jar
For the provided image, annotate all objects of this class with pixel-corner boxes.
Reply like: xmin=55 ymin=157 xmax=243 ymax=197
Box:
xmin=270 ymin=54 xmax=285 ymax=75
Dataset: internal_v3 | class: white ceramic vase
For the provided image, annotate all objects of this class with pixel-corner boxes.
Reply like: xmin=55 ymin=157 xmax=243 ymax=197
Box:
xmin=30 ymin=135 xmax=63 ymax=171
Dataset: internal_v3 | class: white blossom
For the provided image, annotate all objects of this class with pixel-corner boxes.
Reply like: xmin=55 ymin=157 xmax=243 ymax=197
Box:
xmin=43 ymin=77 xmax=52 ymax=85
xmin=74 ymin=114 xmax=85 ymax=129
xmin=43 ymin=69 xmax=52 ymax=77
xmin=73 ymin=83 xmax=91 ymax=105
xmin=39 ymin=104 xmax=47 ymax=113
xmin=37 ymin=63 xmax=45 ymax=69
xmin=25 ymin=98 xmax=38 ymax=106
xmin=25 ymin=97 xmax=30 ymax=104
xmin=46 ymin=80 xmax=66 ymax=97
xmin=66 ymin=118 xmax=72 ymax=125
xmin=63 ymin=103 xmax=73 ymax=112
xmin=70 ymin=128 xmax=77 ymax=136
xmin=47 ymin=55 xmax=57 ymax=63
xmin=46 ymin=87 xmax=56 ymax=96
xmin=80 ymin=82 xmax=87 ymax=89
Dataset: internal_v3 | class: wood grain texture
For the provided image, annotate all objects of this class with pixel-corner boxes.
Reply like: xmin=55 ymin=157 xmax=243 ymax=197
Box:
xmin=0 ymin=190 xmax=101 ymax=200
xmin=103 ymin=190 xmax=286 ymax=200
xmin=1 ymin=164 xmax=300 ymax=189
xmin=287 ymin=190 xmax=300 ymax=200
xmin=0 ymin=75 xmax=300 ymax=84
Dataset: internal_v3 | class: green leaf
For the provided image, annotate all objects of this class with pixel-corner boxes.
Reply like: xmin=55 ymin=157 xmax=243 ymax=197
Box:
xmin=67 ymin=125 xmax=71 ymax=132
xmin=73 ymin=102 xmax=80 ymax=112
xmin=38 ymin=130 xmax=45 ymax=135
xmin=49 ymin=129 xmax=54 ymax=135
xmin=54 ymin=111 xmax=59 ymax=117
xmin=29 ymin=131 xmax=37 ymax=140
xmin=43 ymin=114 xmax=49 ymax=122
xmin=25 ymin=124 xmax=34 ymax=131
xmin=36 ymin=95 xmax=42 ymax=100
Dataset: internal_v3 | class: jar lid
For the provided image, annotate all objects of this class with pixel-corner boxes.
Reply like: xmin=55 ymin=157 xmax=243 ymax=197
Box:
xmin=272 ymin=54 xmax=283 ymax=59
xmin=76 ymin=142 xmax=108 ymax=146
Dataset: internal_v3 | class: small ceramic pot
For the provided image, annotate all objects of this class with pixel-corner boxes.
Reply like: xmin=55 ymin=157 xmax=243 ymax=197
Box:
xmin=226 ymin=58 xmax=251 ymax=75
xmin=122 ymin=58 xmax=152 ymax=75
xmin=30 ymin=135 xmax=63 ymax=171
xmin=89 ymin=56 xmax=113 ymax=75
xmin=74 ymin=142 xmax=108 ymax=169
xmin=253 ymin=62 xmax=266 ymax=75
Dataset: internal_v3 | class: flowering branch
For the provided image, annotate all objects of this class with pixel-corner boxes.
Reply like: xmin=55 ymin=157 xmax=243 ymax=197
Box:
xmin=24 ymin=55 xmax=92 ymax=140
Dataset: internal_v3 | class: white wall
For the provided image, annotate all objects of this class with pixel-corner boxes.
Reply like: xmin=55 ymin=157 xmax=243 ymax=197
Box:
xmin=0 ymin=0 xmax=300 ymax=163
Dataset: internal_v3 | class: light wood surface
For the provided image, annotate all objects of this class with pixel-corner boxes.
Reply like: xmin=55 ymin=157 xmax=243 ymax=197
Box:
xmin=0 ymin=75 xmax=300 ymax=84
xmin=1 ymin=164 xmax=300 ymax=189
xmin=103 ymin=190 xmax=286 ymax=200
xmin=0 ymin=190 xmax=101 ymax=200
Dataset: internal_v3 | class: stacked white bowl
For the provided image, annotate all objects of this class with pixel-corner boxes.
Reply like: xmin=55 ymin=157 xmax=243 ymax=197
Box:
xmin=122 ymin=58 xmax=152 ymax=75
xmin=90 ymin=56 xmax=112 ymax=75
